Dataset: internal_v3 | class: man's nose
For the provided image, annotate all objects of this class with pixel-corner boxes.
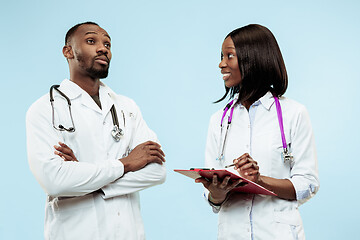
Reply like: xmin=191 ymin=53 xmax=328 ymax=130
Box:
xmin=97 ymin=44 xmax=108 ymax=55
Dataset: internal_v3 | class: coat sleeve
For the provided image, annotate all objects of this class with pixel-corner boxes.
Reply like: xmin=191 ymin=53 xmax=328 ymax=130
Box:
xmin=101 ymin=100 xmax=166 ymax=199
xmin=26 ymin=98 xmax=124 ymax=198
xmin=203 ymin=113 xmax=223 ymax=213
xmin=288 ymin=105 xmax=320 ymax=205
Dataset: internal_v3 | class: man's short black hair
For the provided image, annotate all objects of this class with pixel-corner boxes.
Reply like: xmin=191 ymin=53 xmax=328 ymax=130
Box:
xmin=65 ymin=21 xmax=99 ymax=45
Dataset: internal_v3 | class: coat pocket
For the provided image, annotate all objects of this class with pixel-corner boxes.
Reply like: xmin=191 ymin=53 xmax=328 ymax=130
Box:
xmin=273 ymin=210 xmax=304 ymax=240
xmin=50 ymin=194 xmax=99 ymax=239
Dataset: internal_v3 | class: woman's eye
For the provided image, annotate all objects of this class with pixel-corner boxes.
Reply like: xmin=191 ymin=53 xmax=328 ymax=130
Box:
xmin=228 ymin=53 xmax=234 ymax=58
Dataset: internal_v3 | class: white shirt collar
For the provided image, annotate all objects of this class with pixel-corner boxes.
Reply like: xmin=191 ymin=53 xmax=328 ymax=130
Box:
xmin=231 ymin=91 xmax=275 ymax=110
xmin=258 ymin=91 xmax=276 ymax=111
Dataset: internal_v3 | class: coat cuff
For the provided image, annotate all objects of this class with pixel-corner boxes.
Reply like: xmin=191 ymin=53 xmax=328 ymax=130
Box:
xmin=100 ymin=159 xmax=124 ymax=198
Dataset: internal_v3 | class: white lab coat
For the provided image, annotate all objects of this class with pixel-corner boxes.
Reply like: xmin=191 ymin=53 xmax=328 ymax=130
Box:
xmin=205 ymin=92 xmax=319 ymax=240
xmin=26 ymin=79 xmax=166 ymax=240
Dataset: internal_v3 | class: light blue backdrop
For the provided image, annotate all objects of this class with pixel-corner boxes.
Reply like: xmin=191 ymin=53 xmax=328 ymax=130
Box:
xmin=0 ymin=0 xmax=359 ymax=239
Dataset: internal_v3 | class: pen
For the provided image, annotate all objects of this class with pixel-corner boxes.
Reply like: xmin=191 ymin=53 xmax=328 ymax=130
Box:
xmin=224 ymin=163 xmax=236 ymax=168
xmin=190 ymin=168 xmax=215 ymax=170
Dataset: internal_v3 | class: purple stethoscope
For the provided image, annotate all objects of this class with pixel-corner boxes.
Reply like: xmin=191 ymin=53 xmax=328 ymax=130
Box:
xmin=217 ymin=95 xmax=294 ymax=164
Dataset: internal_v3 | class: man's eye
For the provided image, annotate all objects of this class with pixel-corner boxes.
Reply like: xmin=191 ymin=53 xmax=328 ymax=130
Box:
xmin=87 ymin=39 xmax=95 ymax=44
xmin=104 ymin=43 xmax=111 ymax=48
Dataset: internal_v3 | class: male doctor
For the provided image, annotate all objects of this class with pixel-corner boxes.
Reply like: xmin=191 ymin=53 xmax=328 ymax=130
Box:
xmin=26 ymin=22 xmax=166 ymax=240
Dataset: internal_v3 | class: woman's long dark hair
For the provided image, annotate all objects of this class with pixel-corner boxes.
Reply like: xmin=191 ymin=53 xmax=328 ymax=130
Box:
xmin=216 ymin=24 xmax=288 ymax=104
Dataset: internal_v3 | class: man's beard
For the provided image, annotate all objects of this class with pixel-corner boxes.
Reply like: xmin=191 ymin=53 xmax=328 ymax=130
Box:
xmin=86 ymin=63 xmax=109 ymax=79
xmin=76 ymin=52 xmax=110 ymax=79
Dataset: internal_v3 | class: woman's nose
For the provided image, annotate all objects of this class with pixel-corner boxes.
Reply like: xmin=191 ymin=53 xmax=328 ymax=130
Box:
xmin=219 ymin=58 xmax=226 ymax=68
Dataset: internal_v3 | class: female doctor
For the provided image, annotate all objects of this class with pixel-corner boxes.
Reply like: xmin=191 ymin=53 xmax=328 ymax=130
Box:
xmin=195 ymin=24 xmax=319 ymax=240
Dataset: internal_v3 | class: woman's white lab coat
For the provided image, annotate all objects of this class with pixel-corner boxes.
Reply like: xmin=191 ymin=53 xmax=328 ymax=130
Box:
xmin=205 ymin=92 xmax=319 ymax=240
xmin=26 ymin=79 xmax=166 ymax=240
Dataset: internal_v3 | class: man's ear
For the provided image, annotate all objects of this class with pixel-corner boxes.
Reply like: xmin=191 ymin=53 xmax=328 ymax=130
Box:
xmin=63 ymin=45 xmax=74 ymax=59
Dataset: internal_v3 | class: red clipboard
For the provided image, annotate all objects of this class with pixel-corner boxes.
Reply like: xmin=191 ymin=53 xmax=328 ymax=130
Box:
xmin=174 ymin=169 xmax=277 ymax=196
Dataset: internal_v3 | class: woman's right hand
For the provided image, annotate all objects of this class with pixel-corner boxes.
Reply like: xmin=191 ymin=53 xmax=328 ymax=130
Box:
xmin=195 ymin=174 xmax=243 ymax=205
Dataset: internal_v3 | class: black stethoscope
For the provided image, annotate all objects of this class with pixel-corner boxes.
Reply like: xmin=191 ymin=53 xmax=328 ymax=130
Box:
xmin=217 ymin=94 xmax=294 ymax=164
xmin=49 ymin=85 xmax=124 ymax=141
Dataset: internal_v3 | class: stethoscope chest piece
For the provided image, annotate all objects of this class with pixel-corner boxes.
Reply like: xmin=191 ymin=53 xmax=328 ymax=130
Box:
xmin=281 ymin=148 xmax=294 ymax=164
xmin=111 ymin=125 xmax=124 ymax=142
xmin=110 ymin=104 xmax=125 ymax=142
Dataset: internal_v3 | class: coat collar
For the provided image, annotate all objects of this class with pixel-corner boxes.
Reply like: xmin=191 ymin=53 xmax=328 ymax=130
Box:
xmin=59 ymin=79 xmax=112 ymax=100
xmin=58 ymin=79 xmax=115 ymax=114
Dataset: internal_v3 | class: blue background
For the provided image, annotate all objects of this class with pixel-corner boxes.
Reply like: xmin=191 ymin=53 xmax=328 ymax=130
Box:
xmin=0 ymin=0 xmax=359 ymax=239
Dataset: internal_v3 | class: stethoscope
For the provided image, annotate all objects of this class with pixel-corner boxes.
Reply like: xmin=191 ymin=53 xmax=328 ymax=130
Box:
xmin=217 ymin=95 xmax=294 ymax=164
xmin=49 ymin=85 xmax=124 ymax=141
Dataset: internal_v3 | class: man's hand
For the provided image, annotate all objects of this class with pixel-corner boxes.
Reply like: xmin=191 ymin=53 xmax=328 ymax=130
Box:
xmin=54 ymin=142 xmax=78 ymax=162
xmin=120 ymin=141 xmax=165 ymax=173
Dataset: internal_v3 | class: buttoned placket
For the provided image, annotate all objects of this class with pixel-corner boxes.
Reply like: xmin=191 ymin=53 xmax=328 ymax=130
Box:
xmin=246 ymin=100 xmax=261 ymax=240
xmin=99 ymin=89 xmax=116 ymax=161
xmin=101 ymin=110 xmax=111 ymax=159
xmin=235 ymin=105 xmax=253 ymax=239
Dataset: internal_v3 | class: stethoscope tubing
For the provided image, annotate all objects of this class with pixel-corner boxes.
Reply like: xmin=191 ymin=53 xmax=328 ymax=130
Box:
xmin=50 ymin=85 xmax=75 ymax=132
xmin=274 ymin=96 xmax=287 ymax=150
xmin=49 ymin=84 xmax=124 ymax=141
xmin=218 ymin=95 xmax=292 ymax=163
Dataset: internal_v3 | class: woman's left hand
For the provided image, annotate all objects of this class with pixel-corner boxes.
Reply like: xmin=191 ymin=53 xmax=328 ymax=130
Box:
xmin=233 ymin=153 xmax=260 ymax=183
xmin=54 ymin=142 xmax=78 ymax=162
